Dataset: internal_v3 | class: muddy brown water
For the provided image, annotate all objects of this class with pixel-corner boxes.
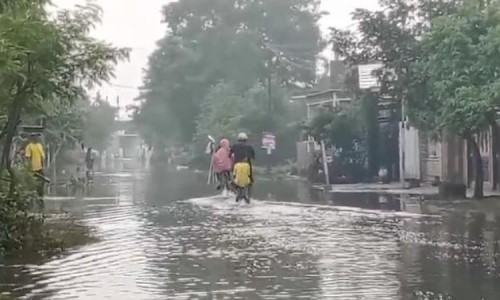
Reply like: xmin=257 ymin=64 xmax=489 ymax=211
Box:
xmin=1 ymin=168 xmax=500 ymax=299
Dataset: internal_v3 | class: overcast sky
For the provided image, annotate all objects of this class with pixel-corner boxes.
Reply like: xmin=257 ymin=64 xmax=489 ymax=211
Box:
xmin=53 ymin=0 xmax=379 ymax=117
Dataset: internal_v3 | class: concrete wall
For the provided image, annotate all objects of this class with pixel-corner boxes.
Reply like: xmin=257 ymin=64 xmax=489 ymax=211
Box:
xmin=462 ymin=129 xmax=494 ymax=189
xmin=297 ymin=141 xmax=315 ymax=175
xmin=400 ymin=124 xmax=421 ymax=180
xmin=418 ymin=129 xmax=495 ymax=188
xmin=441 ymin=131 xmax=465 ymax=184
xmin=417 ymin=131 xmax=443 ymax=182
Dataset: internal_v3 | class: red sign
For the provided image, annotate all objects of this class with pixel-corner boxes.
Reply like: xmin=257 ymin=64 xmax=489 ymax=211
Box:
xmin=261 ymin=132 xmax=276 ymax=150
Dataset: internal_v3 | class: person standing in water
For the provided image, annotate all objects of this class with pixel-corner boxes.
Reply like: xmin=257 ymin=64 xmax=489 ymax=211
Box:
xmin=230 ymin=132 xmax=255 ymax=203
xmin=211 ymin=138 xmax=233 ymax=196
xmin=85 ymin=147 xmax=95 ymax=183
xmin=25 ymin=134 xmax=46 ymax=196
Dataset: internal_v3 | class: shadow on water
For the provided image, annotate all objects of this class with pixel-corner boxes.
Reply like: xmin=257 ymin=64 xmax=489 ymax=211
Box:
xmin=2 ymin=168 xmax=500 ymax=299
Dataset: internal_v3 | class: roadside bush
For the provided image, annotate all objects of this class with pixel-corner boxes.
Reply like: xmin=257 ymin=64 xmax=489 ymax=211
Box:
xmin=0 ymin=169 xmax=95 ymax=258
xmin=304 ymin=107 xmax=369 ymax=183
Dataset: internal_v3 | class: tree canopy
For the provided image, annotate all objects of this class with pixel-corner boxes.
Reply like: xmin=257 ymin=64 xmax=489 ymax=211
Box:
xmin=0 ymin=0 xmax=129 ymax=254
xmin=135 ymin=0 xmax=325 ymax=143
xmin=407 ymin=0 xmax=500 ymax=197
xmin=409 ymin=1 xmax=500 ymax=135
xmin=83 ymin=93 xmax=117 ymax=152
xmin=0 ymin=0 xmax=128 ymax=184
xmin=328 ymin=0 xmax=500 ymax=197
xmin=194 ymin=79 xmax=289 ymax=143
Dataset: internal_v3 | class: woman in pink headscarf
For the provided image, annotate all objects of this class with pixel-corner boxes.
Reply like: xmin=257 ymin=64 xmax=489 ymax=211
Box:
xmin=212 ymin=138 xmax=233 ymax=194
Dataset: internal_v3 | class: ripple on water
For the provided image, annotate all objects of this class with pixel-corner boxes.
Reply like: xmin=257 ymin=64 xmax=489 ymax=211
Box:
xmin=3 ymin=191 xmax=500 ymax=299
xmin=184 ymin=197 xmax=404 ymax=298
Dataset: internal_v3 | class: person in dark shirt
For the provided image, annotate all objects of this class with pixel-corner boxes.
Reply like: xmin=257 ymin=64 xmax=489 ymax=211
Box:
xmin=229 ymin=133 xmax=255 ymax=203
xmin=230 ymin=133 xmax=255 ymax=162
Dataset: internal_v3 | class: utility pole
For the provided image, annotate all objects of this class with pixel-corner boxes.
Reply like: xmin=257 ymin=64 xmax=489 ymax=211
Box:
xmin=116 ymin=96 xmax=120 ymax=122
xmin=266 ymin=51 xmax=273 ymax=174
xmin=267 ymin=52 xmax=272 ymax=114
xmin=400 ymin=78 xmax=406 ymax=187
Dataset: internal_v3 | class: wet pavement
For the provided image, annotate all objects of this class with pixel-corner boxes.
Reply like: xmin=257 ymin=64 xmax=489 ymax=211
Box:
xmin=2 ymin=167 xmax=500 ymax=299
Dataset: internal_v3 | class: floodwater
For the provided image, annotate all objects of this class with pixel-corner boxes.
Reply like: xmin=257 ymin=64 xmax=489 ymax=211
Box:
xmin=2 ymin=168 xmax=500 ymax=299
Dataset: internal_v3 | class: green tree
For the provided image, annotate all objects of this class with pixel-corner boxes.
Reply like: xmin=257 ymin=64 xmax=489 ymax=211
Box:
xmin=83 ymin=93 xmax=117 ymax=152
xmin=135 ymin=0 xmax=324 ymax=144
xmin=329 ymin=0 xmax=463 ymax=181
xmin=329 ymin=0 xmax=423 ymax=181
xmin=409 ymin=0 xmax=500 ymax=198
xmin=194 ymin=82 xmax=246 ymax=143
xmin=36 ymin=92 xmax=117 ymax=174
xmin=0 ymin=1 xmax=128 ymax=190
xmin=0 ymin=1 xmax=128 ymax=254
xmin=163 ymin=0 xmax=323 ymax=84
xmin=194 ymin=79 xmax=298 ymax=166
xmin=305 ymin=106 xmax=367 ymax=181
xmin=43 ymin=97 xmax=87 ymax=171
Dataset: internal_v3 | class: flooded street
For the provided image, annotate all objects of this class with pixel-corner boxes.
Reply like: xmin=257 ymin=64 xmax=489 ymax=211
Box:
xmin=2 ymin=169 xmax=500 ymax=299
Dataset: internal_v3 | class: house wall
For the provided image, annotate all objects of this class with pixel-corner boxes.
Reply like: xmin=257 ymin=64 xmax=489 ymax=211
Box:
xmin=462 ymin=129 xmax=494 ymax=189
xmin=400 ymin=124 xmax=421 ymax=180
xmin=439 ymin=131 xmax=463 ymax=184
xmin=479 ymin=130 xmax=493 ymax=186
xmin=416 ymin=129 xmax=496 ymax=188
xmin=305 ymin=92 xmax=334 ymax=121
xmin=307 ymin=101 xmax=333 ymax=120
xmin=296 ymin=89 xmax=353 ymax=178
xmin=296 ymin=141 xmax=315 ymax=175
xmin=418 ymin=131 xmax=443 ymax=182
xmin=305 ymin=92 xmax=352 ymax=121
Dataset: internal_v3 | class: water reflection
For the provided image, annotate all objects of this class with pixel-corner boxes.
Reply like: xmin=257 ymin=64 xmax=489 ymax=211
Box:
xmin=1 ymin=170 xmax=500 ymax=299
xmin=144 ymin=203 xmax=322 ymax=299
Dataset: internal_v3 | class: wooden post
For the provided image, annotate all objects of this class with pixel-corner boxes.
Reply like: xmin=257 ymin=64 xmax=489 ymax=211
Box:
xmin=207 ymin=158 xmax=214 ymax=185
xmin=400 ymin=120 xmax=405 ymax=186
xmin=52 ymin=146 xmax=56 ymax=181
xmin=320 ymin=140 xmax=330 ymax=186
xmin=206 ymin=140 xmax=215 ymax=185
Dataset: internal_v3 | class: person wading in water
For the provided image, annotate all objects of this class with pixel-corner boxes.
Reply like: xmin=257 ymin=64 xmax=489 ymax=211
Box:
xmin=212 ymin=138 xmax=233 ymax=196
xmin=230 ymin=132 xmax=255 ymax=203
xmin=85 ymin=147 xmax=95 ymax=183
xmin=25 ymin=134 xmax=46 ymax=196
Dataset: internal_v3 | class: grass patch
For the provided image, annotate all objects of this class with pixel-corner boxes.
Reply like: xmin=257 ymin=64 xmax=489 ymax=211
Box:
xmin=2 ymin=218 xmax=98 ymax=262
xmin=41 ymin=219 xmax=98 ymax=255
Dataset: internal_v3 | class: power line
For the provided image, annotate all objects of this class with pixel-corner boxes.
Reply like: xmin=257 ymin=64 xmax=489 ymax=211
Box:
xmin=265 ymin=44 xmax=318 ymax=72
xmin=107 ymin=83 xmax=142 ymax=90
xmin=107 ymin=35 xmax=338 ymax=91
xmin=266 ymin=43 xmax=317 ymax=62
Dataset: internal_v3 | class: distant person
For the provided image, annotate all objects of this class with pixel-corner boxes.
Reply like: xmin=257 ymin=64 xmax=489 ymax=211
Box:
xmin=230 ymin=132 xmax=255 ymax=203
xmin=25 ymin=134 xmax=45 ymax=196
xmin=138 ymin=145 xmax=146 ymax=167
xmin=146 ymin=145 xmax=153 ymax=169
xmin=212 ymin=138 xmax=233 ymax=196
xmin=85 ymin=147 xmax=95 ymax=182
xmin=25 ymin=134 xmax=45 ymax=174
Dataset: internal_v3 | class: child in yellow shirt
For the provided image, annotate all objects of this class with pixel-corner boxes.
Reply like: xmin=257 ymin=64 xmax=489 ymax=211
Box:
xmin=233 ymin=161 xmax=251 ymax=204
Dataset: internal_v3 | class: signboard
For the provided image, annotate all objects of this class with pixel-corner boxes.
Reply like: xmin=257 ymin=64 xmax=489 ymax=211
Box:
xmin=261 ymin=132 xmax=276 ymax=154
xmin=358 ymin=63 xmax=382 ymax=90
